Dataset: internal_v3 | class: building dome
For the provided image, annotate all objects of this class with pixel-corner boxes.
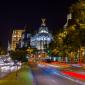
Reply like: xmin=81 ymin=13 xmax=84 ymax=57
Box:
xmin=39 ymin=26 xmax=48 ymax=33
xmin=30 ymin=18 xmax=53 ymax=50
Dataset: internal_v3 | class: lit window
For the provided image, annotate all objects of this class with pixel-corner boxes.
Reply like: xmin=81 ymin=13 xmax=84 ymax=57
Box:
xmin=13 ymin=35 xmax=16 ymax=37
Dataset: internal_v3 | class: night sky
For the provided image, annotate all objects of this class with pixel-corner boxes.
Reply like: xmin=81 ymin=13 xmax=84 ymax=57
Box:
xmin=0 ymin=0 xmax=75 ymax=48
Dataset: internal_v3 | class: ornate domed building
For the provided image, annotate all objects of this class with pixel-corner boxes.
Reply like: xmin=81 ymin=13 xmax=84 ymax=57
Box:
xmin=30 ymin=19 xmax=53 ymax=53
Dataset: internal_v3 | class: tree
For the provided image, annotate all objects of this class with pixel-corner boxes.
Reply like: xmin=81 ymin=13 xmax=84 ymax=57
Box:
xmin=0 ymin=41 xmax=7 ymax=55
xmin=49 ymin=31 xmax=60 ymax=55
xmin=70 ymin=0 xmax=85 ymax=24
xmin=10 ymin=50 xmax=28 ymax=63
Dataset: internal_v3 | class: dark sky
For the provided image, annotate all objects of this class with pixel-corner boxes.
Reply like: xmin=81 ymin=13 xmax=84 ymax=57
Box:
xmin=0 ymin=0 xmax=75 ymax=48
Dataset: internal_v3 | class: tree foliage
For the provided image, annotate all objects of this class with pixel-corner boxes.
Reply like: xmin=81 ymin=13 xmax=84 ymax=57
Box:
xmin=10 ymin=50 xmax=28 ymax=62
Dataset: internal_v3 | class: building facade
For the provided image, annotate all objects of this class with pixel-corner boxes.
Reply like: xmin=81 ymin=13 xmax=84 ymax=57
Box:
xmin=30 ymin=19 xmax=53 ymax=53
xmin=11 ymin=29 xmax=25 ymax=50
xmin=17 ymin=31 xmax=31 ymax=49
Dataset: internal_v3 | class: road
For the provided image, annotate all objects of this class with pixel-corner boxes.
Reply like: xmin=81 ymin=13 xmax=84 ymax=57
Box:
xmin=30 ymin=63 xmax=84 ymax=85
xmin=0 ymin=65 xmax=21 ymax=79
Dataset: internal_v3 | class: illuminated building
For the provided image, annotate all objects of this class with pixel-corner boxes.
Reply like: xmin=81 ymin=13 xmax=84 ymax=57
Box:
xmin=17 ymin=31 xmax=31 ymax=49
xmin=31 ymin=19 xmax=53 ymax=53
xmin=11 ymin=29 xmax=25 ymax=50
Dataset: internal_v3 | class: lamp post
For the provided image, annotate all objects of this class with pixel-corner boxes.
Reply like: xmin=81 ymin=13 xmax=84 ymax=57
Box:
xmin=14 ymin=60 xmax=18 ymax=80
xmin=78 ymin=49 xmax=80 ymax=63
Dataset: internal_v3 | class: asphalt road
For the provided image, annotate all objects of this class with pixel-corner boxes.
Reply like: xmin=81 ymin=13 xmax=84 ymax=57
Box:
xmin=31 ymin=64 xmax=83 ymax=85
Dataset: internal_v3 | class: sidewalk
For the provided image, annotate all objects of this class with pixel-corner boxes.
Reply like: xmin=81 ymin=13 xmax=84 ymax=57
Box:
xmin=0 ymin=72 xmax=10 ymax=79
xmin=0 ymin=65 xmax=33 ymax=85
